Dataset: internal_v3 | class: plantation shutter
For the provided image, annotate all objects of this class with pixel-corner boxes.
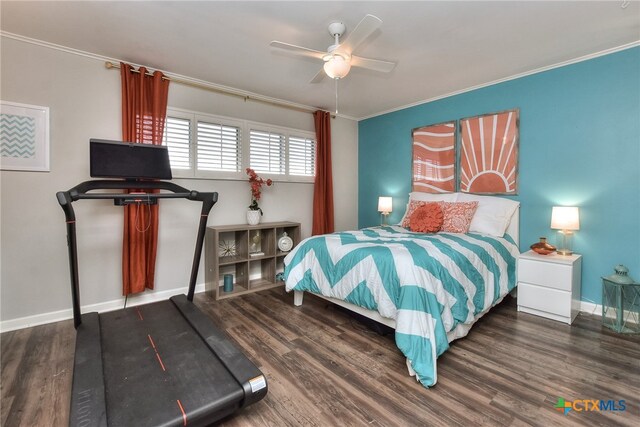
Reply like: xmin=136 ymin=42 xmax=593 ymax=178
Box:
xmin=197 ymin=121 xmax=241 ymax=172
xmin=163 ymin=116 xmax=191 ymax=170
xmin=289 ymin=135 xmax=316 ymax=176
xmin=249 ymin=129 xmax=285 ymax=174
xmin=163 ymin=109 xmax=317 ymax=180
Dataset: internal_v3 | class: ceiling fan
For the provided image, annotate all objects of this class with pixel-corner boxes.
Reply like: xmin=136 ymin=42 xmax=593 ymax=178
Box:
xmin=270 ymin=14 xmax=396 ymax=83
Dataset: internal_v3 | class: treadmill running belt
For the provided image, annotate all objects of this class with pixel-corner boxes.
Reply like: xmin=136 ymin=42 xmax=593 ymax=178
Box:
xmin=100 ymin=300 xmax=243 ymax=426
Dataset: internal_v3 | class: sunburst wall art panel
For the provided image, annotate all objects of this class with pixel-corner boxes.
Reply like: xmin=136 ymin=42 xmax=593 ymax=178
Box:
xmin=411 ymin=121 xmax=456 ymax=193
xmin=459 ymin=109 xmax=519 ymax=194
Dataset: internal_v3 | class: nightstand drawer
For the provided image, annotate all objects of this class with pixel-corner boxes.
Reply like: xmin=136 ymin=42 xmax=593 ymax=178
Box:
xmin=518 ymin=282 xmax=571 ymax=317
xmin=518 ymin=258 xmax=573 ymax=291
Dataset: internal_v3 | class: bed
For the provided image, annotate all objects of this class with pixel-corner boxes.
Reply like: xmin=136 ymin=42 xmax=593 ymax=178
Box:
xmin=283 ymin=193 xmax=520 ymax=388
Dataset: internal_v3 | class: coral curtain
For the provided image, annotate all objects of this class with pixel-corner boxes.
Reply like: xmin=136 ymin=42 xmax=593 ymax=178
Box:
xmin=312 ymin=110 xmax=334 ymax=235
xmin=120 ymin=62 xmax=169 ymax=295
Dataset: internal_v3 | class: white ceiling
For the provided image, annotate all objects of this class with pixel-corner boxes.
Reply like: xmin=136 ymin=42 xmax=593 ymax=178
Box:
xmin=1 ymin=1 xmax=639 ymax=119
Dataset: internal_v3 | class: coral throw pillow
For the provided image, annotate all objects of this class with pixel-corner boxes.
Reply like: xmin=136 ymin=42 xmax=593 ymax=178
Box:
xmin=440 ymin=201 xmax=479 ymax=233
xmin=402 ymin=200 xmax=426 ymax=228
xmin=409 ymin=203 xmax=444 ymax=233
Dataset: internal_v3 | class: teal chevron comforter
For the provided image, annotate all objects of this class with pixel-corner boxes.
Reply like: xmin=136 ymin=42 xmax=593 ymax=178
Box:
xmin=283 ymin=226 xmax=519 ymax=388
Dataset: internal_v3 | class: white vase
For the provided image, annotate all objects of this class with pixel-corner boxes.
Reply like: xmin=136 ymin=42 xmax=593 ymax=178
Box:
xmin=247 ymin=210 xmax=261 ymax=225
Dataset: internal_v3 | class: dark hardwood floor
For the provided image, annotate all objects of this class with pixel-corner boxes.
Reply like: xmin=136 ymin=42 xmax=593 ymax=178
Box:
xmin=1 ymin=289 xmax=639 ymax=426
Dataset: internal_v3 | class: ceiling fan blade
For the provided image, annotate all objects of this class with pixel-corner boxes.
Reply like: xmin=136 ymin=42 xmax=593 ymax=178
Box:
xmin=270 ymin=41 xmax=326 ymax=60
xmin=310 ymin=68 xmax=326 ymax=83
xmin=338 ymin=14 xmax=382 ymax=54
xmin=351 ymin=55 xmax=396 ymax=73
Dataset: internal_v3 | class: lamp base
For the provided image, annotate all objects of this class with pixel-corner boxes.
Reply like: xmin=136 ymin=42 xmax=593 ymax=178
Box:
xmin=556 ymin=230 xmax=574 ymax=256
xmin=380 ymin=213 xmax=389 ymax=226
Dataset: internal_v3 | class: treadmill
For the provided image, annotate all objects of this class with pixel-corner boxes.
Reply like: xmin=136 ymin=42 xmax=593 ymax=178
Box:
xmin=58 ymin=141 xmax=267 ymax=427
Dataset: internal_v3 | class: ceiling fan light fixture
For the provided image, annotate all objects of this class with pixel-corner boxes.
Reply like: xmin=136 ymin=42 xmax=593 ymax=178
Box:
xmin=323 ymin=55 xmax=351 ymax=79
xmin=270 ymin=14 xmax=394 ymax=85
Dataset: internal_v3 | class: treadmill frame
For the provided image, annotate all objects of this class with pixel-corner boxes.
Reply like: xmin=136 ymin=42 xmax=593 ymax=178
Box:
xmin=57 ymin=180 xmax=268 ymax=426
xmin=56 ymin=179 xmax=216 ymax=328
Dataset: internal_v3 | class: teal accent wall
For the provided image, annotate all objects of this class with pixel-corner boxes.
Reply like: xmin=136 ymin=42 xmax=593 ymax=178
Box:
xmin=358 ymin=47 xmax=640 ymax=305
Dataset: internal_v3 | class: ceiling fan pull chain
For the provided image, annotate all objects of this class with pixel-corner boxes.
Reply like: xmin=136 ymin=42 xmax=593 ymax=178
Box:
xmin=335 ymin=78 xmax=339 ymax=115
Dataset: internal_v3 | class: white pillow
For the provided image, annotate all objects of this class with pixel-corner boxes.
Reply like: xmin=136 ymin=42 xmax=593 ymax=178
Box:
xmin=398 ymin=192 xmax=458 ymax=225
xmin=456 ymin=193 xmax=519 ymax=237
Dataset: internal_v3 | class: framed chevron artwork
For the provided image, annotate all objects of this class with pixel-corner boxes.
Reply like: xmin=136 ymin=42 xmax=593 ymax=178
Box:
xmin=411 ymin=121 xmax=456 ymax=193
xmin=459 ymin=109 xmax=519 ymax=195
xmin=0 ymin=101 xmax=50 ymax=172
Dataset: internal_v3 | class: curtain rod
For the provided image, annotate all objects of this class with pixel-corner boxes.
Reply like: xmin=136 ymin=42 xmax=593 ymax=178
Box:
xmin=105 ymin=61 xmax=316 ymax=114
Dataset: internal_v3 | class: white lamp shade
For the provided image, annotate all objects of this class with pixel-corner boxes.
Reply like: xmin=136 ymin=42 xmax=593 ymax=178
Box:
xmin=324 ymin=55 xmax=351 ymax=79
xmin=551 ymin=206 xmax=580 ymax=231
xmin=378 ymin=196 xmax=392 ymax=214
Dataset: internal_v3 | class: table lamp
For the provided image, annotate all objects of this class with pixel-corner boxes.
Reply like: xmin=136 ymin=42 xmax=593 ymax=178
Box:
xmin=378 ymin=196 xmax=392 ymax=225
xmin=551 ymin=206 xmax=580 ymax=255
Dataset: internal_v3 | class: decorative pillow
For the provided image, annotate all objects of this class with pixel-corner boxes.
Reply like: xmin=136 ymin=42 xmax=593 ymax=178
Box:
xmin=401 ymin=200 xmax=425 ymax=228
xmin=439 ymin=201 xmax=479 ymax=233
xmin=399 ymin=192 xmax=458 ymax=226
xmin=409 ymin=203 xmax=444 ymax=233
xmin=457 ymin=193 xmax=519 ymax=237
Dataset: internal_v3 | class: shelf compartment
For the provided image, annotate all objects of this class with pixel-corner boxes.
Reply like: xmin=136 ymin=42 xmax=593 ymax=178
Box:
xmin=276 ymin=225 xmax=301 ymax=254
xmin=275 ymin=257 xmax=285 ymax=276
xmin=248 ymin=228 xmax=275 ymax=257
xmin=220 ymin=261 xmax=248 ymax=287
xmin=249 ymin=258 xmax=276 ymax=290
xmin=205 ymin=221 xmax=300 ymax=300
xmin=217 ymin=230 xmax=249 ymax=259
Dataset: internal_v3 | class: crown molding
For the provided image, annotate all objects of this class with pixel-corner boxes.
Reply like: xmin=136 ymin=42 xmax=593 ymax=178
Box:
xmin=0 ymin=31 xmax=361 ymax=120
xmin=4 ymin=31 xmax=632 ymax=123
xmin=358 ymin=40 xmax=640 ymax=121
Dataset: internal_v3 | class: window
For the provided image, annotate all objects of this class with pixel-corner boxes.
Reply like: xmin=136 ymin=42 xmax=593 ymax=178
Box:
xmin=163 ymin=117 xmax=191 ymax=170
xmin=249 ymin=129 xmax=285 ymax=175
xmin=163 ymin=108 xmax=315 ymax=181
xmin=247 ymin=122 xmax=315 ymax=181
xmin=196 ymin=120 xmax=241 ymax=172
xmin=163 ymin=109 xmax=242 ymax=179
xmin=288 ymin=135 xmax=315 ymax=177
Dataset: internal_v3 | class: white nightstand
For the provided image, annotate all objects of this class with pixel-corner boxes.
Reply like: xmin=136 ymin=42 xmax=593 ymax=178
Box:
xmin=517 ymin=250 xmax=582 ymax=324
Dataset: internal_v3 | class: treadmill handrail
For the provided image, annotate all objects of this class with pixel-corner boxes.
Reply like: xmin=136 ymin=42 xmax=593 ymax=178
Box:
xmin=56 ymin=179 xmax=218 ymax=328
xmin=63 ymin=179 xmax=202 ymax=199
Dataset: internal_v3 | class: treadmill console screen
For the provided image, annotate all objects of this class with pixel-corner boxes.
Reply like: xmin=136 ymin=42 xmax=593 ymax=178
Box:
xmin=90 ymin=139 xmax=172 ymax=180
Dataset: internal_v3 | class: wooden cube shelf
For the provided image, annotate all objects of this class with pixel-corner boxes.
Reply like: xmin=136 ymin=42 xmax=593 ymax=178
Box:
xmin=205 ymin=221 xmax=301 ymax=300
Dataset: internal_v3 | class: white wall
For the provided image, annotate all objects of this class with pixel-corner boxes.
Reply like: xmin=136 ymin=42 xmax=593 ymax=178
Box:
xmin=0 ymin=36 xmax=358 ymax=330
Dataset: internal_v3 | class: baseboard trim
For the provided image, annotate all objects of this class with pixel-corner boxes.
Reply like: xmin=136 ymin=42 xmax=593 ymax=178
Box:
xmin=0 ymin=283 xmax=206 ymax=333
xmin=0 ymin=291 xmax=606 ymax=333
xmin=579 ymin=301 xmax=602 ymax=317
